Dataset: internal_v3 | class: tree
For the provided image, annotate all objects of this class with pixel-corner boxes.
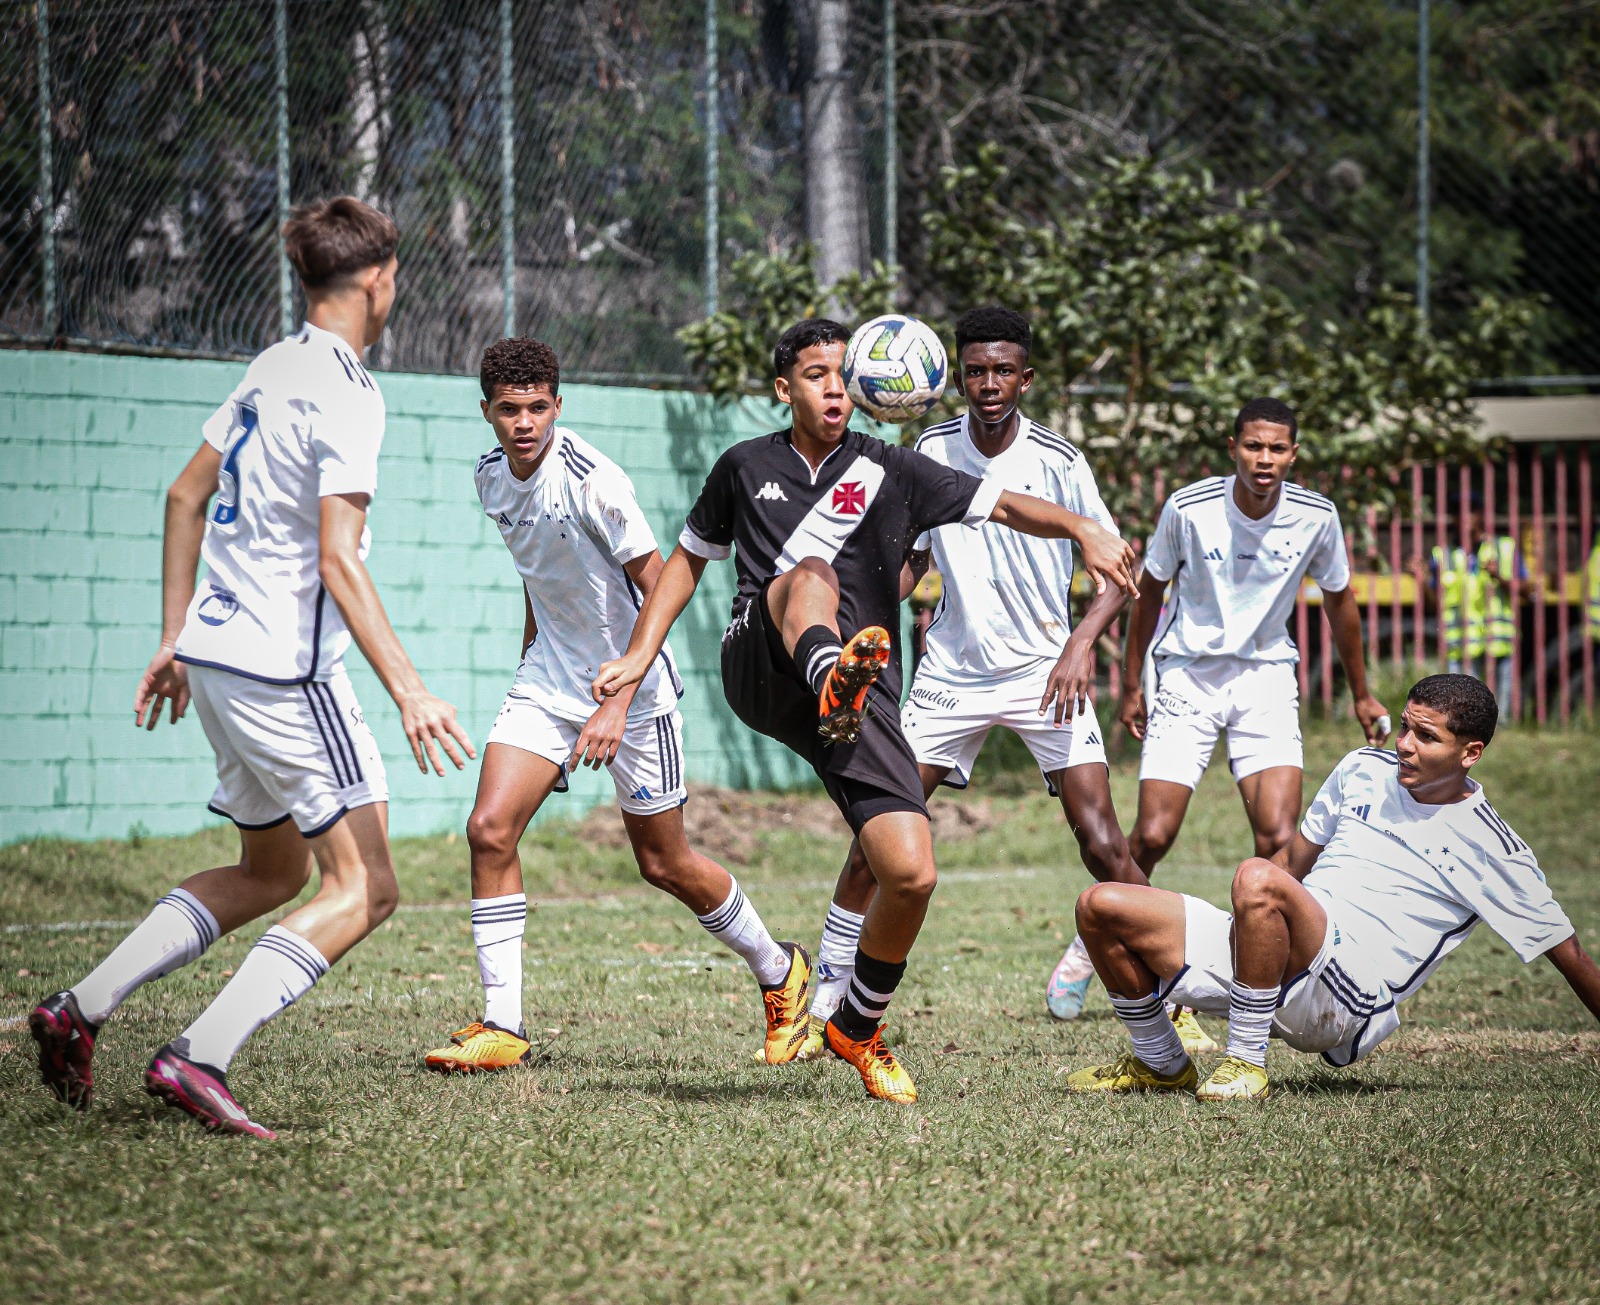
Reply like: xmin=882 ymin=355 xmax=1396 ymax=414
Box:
xmin=680 ymin=148 xmax=1533 ymax=544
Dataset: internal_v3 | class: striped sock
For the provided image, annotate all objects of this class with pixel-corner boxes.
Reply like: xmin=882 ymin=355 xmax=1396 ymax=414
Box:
xmin=831 ymin=949 xmax=906 ymax=1039
xmin=472 ymin=894 xmax=527 ymax=1032
xmin=178 ymin=926 xmax=329 ymax=1071
xmin=696 ymin=878 xmax=790 ymax=987
xmin=71 ymin=888 xmax=219 ymax=1025
xmin=793 ymin=625 xmax=844 ymax=695
xmin=810 ymin=902 xmax=864 ymax=1020
xmin=1107 ymin=989 xmax=1189 ymax=1076
xmin=1225 ymin=981 xmax=1280 ymax=1068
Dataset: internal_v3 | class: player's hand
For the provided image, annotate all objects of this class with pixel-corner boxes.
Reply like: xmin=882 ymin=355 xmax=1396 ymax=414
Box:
xmin=1355 ymin=694 xmax=1391 ymax=747
xmin=134 ymin=646 xmax=190 ymax=730
xmin=1041 ymin=635 xmax=1096 ymax=727
xmin=571 ymin=696 xmax=629 ymax=771
xmin=592 ymin=652 xmax=649 ymax=703
xmin=398 ymin=689 xmax=477 ymax=775
xmin=1118 ymin=685 xmax=1148 ymax=742
xmin=1075 ymin=522 xmax=1139 ymax=597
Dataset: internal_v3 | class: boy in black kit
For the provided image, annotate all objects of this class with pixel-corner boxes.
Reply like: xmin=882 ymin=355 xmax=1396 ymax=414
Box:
xmin=594 ymin=319 xmax=1136 ymax=1102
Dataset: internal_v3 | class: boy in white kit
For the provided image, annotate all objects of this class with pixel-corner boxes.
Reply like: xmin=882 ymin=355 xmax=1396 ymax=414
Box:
xmin=1067 ymin=674 xmax=1600 ymax=1100
xmin=30 ymin=198 xmax=475 ymax=1138
xmin=422 ymin=338 xmax=813 ymax=1074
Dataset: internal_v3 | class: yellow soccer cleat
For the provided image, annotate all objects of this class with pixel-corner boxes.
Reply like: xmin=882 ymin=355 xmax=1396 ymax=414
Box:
xmin=760 ymin=943 xmax=815 ymax=1066
xmin=423 ymin=1021 xmax=532 ymax=1074
xmin=1065 ymin=1052 xmax=1197 ymax=1094
xmin=823 ymin=1019 xmax=917 ymax=1104
xmin=1171 ymin=1005 xmax=1221 ymax=1056
xmin=752 ymin=1014 xmax=830 ymax=1064
xmin=817 ymin=626 xmax=892 ymax=745
xmin=1196 ymin=1055 xmax=1271 ymax=1102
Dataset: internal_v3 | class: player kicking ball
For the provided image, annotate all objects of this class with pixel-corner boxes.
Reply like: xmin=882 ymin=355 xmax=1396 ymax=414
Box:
xmin=29 ymin=198 xmax=475 ymax=1137
xmin=774 ymin=306 xmax=1217 ymax=1060
xmin=422 ymin=338 xmax=812 ymax=1074
xmin=1045 ymin=398 xmax=1390 ymax=1013
xmin=1066 ymin=674 xmax=1600 ymax=1099
xmin=593 ymin=318 xmax=1137 ymax=1103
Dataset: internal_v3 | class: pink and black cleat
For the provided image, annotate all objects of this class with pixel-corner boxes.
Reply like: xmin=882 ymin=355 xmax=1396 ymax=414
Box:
xmin=30 ymin=991 xmax=100 ymax=1111
xmin=144 ymin=1042 xmax=277 ymax=1140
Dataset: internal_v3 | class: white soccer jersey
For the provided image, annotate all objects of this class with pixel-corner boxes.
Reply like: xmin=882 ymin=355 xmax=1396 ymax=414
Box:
xmin=1143 ymin=476 xmax=1350 ymax=667
xmin=175 ymin=323 xmax=385 ymax=684
xmin=912 ymin=415 xmax=1119 ymax=683
xmin=477 ymin=428 xmax=681 ymax=724
xmin=1299 ymin=748 xmax=1573 ymax=1001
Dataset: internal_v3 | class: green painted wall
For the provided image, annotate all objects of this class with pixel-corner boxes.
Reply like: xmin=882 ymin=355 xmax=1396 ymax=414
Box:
xmin=0 ymin=349 xmax=816 ymax=842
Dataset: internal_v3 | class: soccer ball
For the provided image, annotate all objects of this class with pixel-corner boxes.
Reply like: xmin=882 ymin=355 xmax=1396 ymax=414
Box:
xmin=842 ymin=314 xmax=948 ymax=424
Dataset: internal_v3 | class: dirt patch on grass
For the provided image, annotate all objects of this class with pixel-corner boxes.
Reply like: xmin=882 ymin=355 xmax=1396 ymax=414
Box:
xmin=577 ymin=784 xmax=998 ymax=865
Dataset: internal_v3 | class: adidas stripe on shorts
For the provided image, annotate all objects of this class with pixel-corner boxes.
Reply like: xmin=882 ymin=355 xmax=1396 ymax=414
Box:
xmin=486 ymin=686 xmax=687 ymax=816
xmin=188 ymin=664 xmax=388 ymax=838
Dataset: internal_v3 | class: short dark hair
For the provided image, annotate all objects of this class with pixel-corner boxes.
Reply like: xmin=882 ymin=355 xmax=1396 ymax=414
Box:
xmin=773 ymin=318 xmax=850 ymax=377
xmin=955 ymin=305 xmax=1031 ymax=359
xmin=1234 ymin=396 xmax=1298 ymax=441
xmin=1407 ymin=673 xmax=1498 ymax=745
xmin=479 ymin=336 xmax=560 ymax=400
xmin=283 ymin=196 xmax=399 ymax=290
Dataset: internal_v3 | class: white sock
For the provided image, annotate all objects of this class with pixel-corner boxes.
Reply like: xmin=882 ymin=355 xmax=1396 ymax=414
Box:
xmin=71 ymin=888 xmax=219 ymax=1025
xmin=697 ymin=878 xmax=790 ymax=987
xmin=1107 ymin=990 xmax=1190 ymax=1077
xmin=1056 ymin=934 xmax=1095 ymax=983
xmin=1225 ymin=980 xmax=1280 ymax=1068
xmin=472 ymin=894 xmax=527 ymax=1032
xmin=810 ymin=902 xmax=864 ymax=1020
xmin=178 ymin=925 xmax=329 ymax=1071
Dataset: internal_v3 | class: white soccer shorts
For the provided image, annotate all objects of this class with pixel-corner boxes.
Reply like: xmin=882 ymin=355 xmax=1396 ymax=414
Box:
xmin=1139 ymin=657 xmax=1303 ymax=790
xmin=902 ymin=667 xmax=1108 ymax=793
xmin=486 ymin=687 xmax=687 ymax=817
xmin=189 ymin=665 xmax=388 ymax=838
xmin=1160 ymin=893 xmax=1401 ymax=1067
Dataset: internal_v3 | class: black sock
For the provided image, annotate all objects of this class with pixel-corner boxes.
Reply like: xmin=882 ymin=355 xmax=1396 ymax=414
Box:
xmin=831 ymin=948 xmax=907 ymax=1039
xmin=793 ymin=624 xmax=843 ymax=695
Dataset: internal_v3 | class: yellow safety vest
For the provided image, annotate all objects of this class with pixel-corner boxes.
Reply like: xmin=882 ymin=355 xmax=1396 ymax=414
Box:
xmin=1433 ymin=538 xmax=1516 ymax=660
xmin=1588 ymin=541 xmax=1600 ymax=644
xmin=1477 ymin=536 xmax=1517 ymax=659
xmin=1432 ymin=544 xmax=1478 ymax=658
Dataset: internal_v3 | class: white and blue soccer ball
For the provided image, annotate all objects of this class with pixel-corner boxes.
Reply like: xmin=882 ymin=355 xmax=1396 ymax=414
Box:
xmin=842 ymin=314 xmax=948 ymax=424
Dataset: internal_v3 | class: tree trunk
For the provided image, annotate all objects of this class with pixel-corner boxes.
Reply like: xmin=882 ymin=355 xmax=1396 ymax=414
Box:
xmin=796 ymin=0 xmax=868 ymax=288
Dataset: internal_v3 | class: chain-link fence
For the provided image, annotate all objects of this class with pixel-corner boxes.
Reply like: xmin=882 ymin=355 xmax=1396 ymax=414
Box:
xmin=1 ymin=0 xmax=1595 ymax=381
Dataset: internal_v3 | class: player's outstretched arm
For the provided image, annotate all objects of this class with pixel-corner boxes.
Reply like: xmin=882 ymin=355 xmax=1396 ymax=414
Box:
xmin=592 ymin=544 xmax=707 ymax=702
xmin=1322 ymin=585 xmax=1390 ymax=745
xmin=135 ymin=442 xmax=222 ymax=731
xmin=1545 ymin=935 xmax=1600 ymax=1028
xmin=1116 ymin=572 xmax=1168 ymax=742
xmin=319 ymin=492 xmax=476 ymax=776
xmin=988 ymin=490 xmax=1138 ymax=596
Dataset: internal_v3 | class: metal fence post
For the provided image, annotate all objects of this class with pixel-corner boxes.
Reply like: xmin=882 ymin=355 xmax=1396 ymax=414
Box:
xmin=275 ymin=0 xmax=291 ymax=336
xmin=500 ymin=0 xmax=515 ymax=337
xmin=883 ymin=0 xmax=896 ymax=277
xmin=703 ymin=0 xmax=719 ymax=316
xmin=1416 ymin=0 xmax=1430 ymax=326
xmin=35 ymin=0 xmax=54 ymax=338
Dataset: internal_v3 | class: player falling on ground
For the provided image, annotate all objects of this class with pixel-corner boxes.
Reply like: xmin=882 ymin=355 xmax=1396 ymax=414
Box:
xmin=421 ymin=339 xmax=813 ymax=1073
xmin=768 ymin=306 xmax=1207 ymax=1059
xmin=29 ymin=198 xmax=475 ymax=1138
xmin=592 ymin=318 xmax=1137 ymax=1103
xmin=1044 ymin=398 xmax=1390 ymax=1011
xmin=1065 ymin=674 xmax=1600 ymax=1099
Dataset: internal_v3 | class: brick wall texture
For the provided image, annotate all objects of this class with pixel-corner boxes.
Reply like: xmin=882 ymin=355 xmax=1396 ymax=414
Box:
xmin=0 ymin=349 xmax=815 ymax=842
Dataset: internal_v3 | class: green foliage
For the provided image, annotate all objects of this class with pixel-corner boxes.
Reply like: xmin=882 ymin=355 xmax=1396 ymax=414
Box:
xmin=682 ymin=149 xmax=1535 ymax=542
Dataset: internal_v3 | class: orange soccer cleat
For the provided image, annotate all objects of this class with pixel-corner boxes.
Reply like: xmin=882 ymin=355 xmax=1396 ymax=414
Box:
xmin=423 ymin=1022 xmax=533 ymax=1074
xmin=823 ymin=1019 xmax=917 ymax=1104
xmin=816 ymin=626 xmax=892 ymax=745
xmin=760 ymin=942 xmax=815 ymax=1065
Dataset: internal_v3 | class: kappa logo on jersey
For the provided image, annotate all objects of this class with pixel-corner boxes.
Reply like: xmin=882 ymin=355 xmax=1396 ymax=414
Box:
xmin=832 ymin=481 xmax=867 ymax=515
xmin=755 ymin=482 xmax=787 ymax=502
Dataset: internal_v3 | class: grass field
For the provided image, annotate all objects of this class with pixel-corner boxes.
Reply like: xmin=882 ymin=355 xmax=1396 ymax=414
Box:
xmin=3 ymin=725 xmax=1599 ymax=1302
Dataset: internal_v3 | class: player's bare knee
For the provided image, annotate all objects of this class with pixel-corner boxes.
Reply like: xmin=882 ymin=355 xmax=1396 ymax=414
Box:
xmin=1130 ymin=821 xmax=1177 ymax=866
xmin=465 ymin=807 xmax=518 ymax=862
xmin=633 ymin=845 xmax=687 ymax=894
xmin=1076 ymin=881 xmax=1121 ymax=936
xmin=1077 ymin=825 xmax=1128 ymax=881
xmin=1230 ymin=857 xmax=1284 ymax=913
xmin=790 ymin=555 xmax=840 ymax=593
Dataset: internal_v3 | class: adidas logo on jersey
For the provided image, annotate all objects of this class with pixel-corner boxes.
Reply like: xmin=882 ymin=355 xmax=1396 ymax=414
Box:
xmin=755 ymin=482 xmax=787 ymax=502
xmin=1204 ymin=547 xmax=1225 ymax=561
xmin=498 ymin=511 xmax=514 ymax=527
xmin=1084 ymin=731 xmax=1101 ymax=747
xmin=1352 ymin=803 xmax=1371 ymax=822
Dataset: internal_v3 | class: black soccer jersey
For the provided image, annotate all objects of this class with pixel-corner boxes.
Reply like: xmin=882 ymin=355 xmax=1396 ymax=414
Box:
xmin=680 ymin=428 xmax=999 ymax=697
